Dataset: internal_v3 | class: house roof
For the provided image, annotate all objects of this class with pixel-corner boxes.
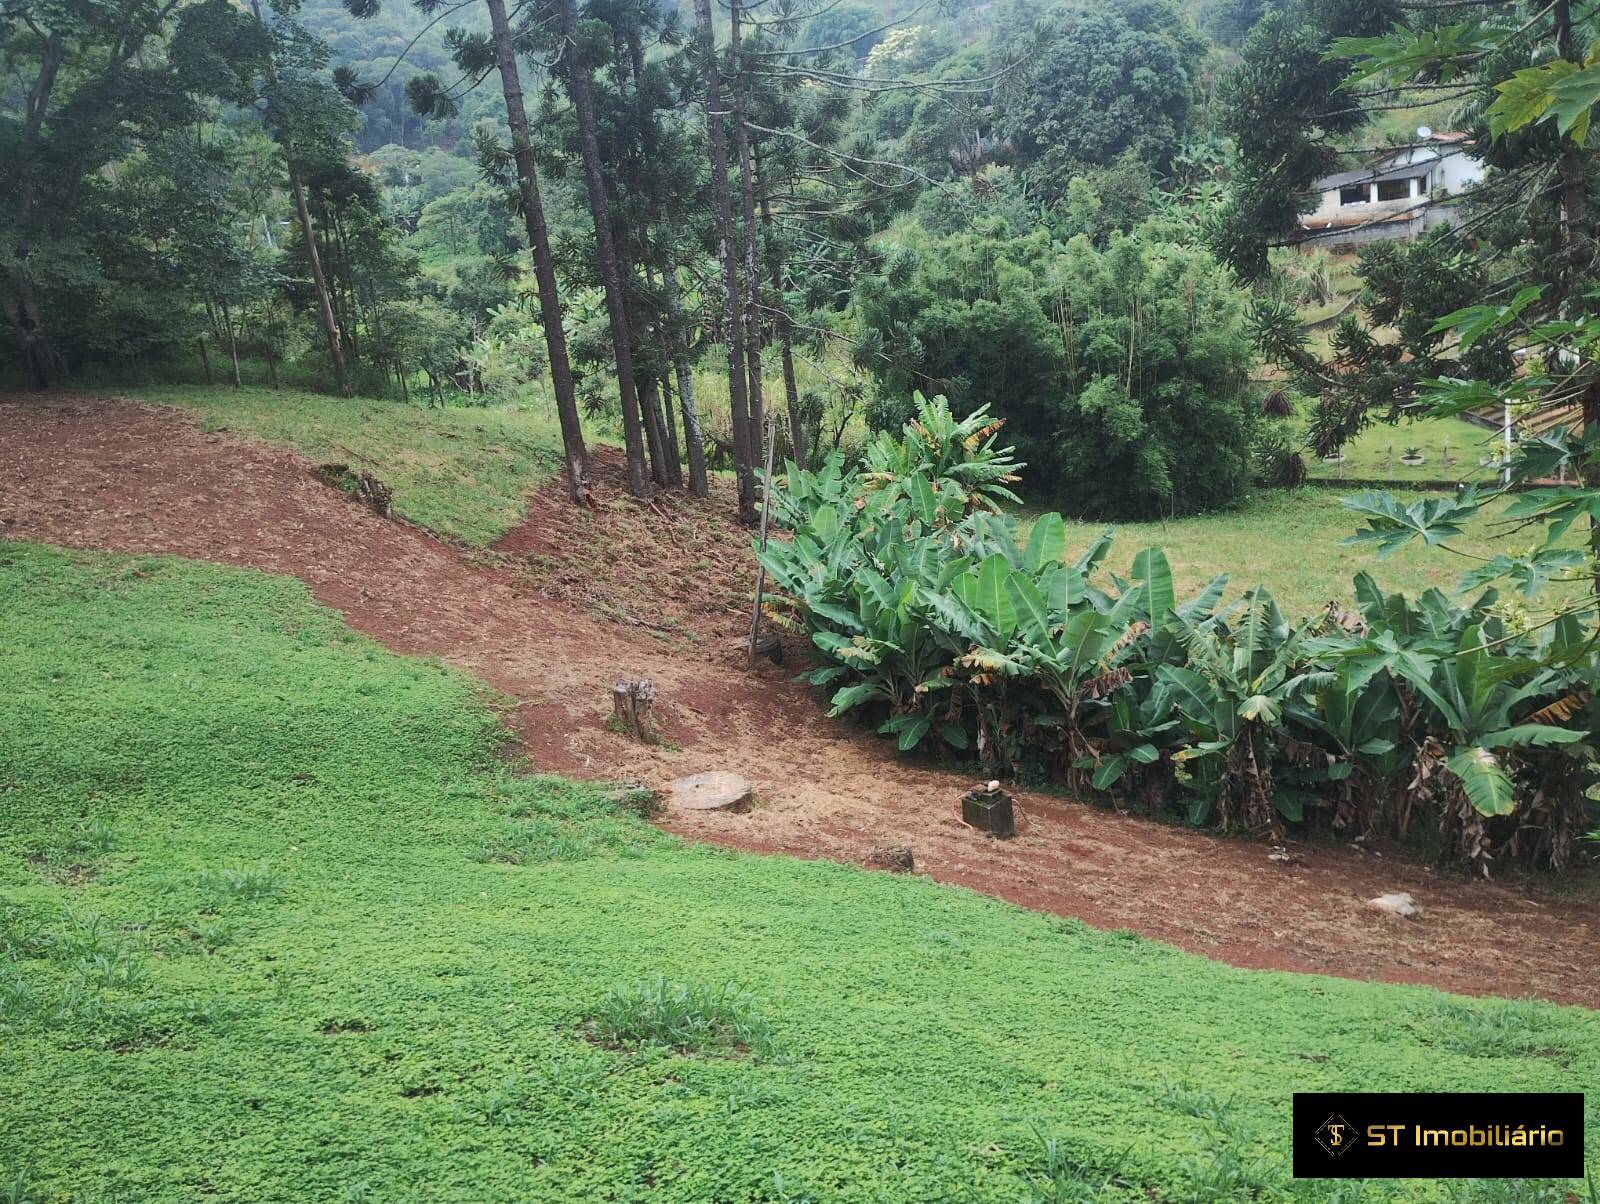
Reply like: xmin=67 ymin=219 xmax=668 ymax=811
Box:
xmin=1313 ymin=135 xmax=1475 ymax=193
xmin=1317 ymin=162 xmax=1430 ymax=191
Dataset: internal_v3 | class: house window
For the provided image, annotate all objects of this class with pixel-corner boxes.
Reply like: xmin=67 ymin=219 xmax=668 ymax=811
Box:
xmin=1339 ymin=185 xmax=1367 ymax=206
xmin=1376 ymin=178 xmax=1411 ymax=201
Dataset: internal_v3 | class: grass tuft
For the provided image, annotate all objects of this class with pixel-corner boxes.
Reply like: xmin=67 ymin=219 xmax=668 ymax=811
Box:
xmin=584 ymin=977 xmax=776 ymax=1059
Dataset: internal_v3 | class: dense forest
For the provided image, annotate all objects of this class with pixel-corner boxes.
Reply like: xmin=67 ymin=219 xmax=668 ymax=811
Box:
xmin=3 ymin=0 xmax=1599 ymax=524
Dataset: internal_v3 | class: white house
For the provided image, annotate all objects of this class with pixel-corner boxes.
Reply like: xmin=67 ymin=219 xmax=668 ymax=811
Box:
xmin=1298 ymin=132 xmax=1485 ymax=248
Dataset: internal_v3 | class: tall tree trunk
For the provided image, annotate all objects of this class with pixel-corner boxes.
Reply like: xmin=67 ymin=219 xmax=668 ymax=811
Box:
xmin=198 ymin=336 xmax=213 ymax=387
xmin=555 ymin=0 xmax=650 ymax=498
xmin=10 ymin=32 xmax=62 ymax=389
xmin=693 ymin=0 xmax=756 ymax=521
xmin=248 ymin=0 xmax=348 ymax=397
xmin=639 ymin=376 xmax=670 ymax=487
xmin=288 ymin=168 xmax=350 ymax=396
xmin=221 ymin=299 xmax=242 ymax=387
xmin=485 ymin=0 xmax=590 ymax=504
xmin=660 ymin=373 xmax=684 ymax=486
xmin=7 ymin=287 xmax=56 ymax=390
xmin=728 ymin=0 xmax=765 ymax=457
xmin=663 ymin=264 xmax=709 ymax=497
xmin=757 ymin=162 xmax=807 ymax=470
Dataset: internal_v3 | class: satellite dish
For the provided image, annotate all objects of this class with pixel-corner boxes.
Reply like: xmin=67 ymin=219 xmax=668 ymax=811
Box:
xmin=1417 ymin=125 xmax=1433 ymax=140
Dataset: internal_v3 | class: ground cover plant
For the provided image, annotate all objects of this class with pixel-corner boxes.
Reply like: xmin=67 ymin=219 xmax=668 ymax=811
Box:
xmin=759 ymin=396 xmax=1599 ymax=872
xmin=4 ymin=541 xmax=1598 ymax=1200
xmin=120 ymin=385 xmax=568 ymax=546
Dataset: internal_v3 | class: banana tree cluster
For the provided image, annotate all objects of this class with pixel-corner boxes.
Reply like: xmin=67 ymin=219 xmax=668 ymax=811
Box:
xmin=756 ymin=394 xmax=1598 ymax=872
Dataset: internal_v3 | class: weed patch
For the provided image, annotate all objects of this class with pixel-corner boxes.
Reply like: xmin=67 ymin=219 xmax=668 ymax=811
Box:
xmin=583 ymin=978 xmax=776 ymax=1059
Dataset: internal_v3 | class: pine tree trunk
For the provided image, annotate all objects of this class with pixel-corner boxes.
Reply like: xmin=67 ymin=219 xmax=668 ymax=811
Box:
xmin=659 ymin=374 xmax=684 ymax=487
xmin=484 ymin=0 xmax=590 ymax=505
xmin=728 ymin=0 xmax=766 ymax=460
xmin=757 ymin=163 xmax=807 ymax=470
xmin=247 ymin=0 xmax=348 ymax=397
xmin=555 ymin=0 xmax=650 ymax=498
xmin=221 ymin=299 xmax=242 ymax=387
xmin=640 ymin=374 xmax=670 ymax=487
xmin=693 ymin=0 xmax=756 ymax=522
xmin=663 ymin=264 xmax=709 ymax=497
xmin=198 ymin=336 xmax=212 ymax=387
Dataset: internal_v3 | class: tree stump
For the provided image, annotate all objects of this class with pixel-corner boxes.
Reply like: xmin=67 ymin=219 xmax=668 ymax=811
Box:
xmin=960 ymin=780 xmax=1016 ymax=839
xmin=610 ymin=679 xmax=658 ymax=743
xmin=867 ymin=845 xmax=915 ymax=873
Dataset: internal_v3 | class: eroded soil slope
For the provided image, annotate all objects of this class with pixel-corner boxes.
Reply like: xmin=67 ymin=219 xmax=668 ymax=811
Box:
xmin=3 ymin=392 xmax=1596 ymax=1007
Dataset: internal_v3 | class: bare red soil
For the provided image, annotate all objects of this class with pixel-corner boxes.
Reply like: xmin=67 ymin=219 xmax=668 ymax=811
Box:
xmin=3 ymin=392 xmax=1597 ymax=1007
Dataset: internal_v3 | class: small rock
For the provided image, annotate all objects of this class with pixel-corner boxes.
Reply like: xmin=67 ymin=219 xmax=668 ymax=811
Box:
xmin=867 ymin=845 xmax=915 ymax=873
xmin=668 ymin=771 xmax=753 ymax=813
xmin=1368 ymin=891 xmax=1419 ymax=918
xmin=1267 ymin=845 xmax=1300 ymax=865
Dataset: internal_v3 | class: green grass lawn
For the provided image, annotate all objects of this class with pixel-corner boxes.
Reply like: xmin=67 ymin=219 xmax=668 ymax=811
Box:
xmin=2 ymin=542 xmax=1596 ymax=1202
xmin=118 ymin=386 xmax=572 ymax=546
xmin=1016 ymin=489 xmax=1548 ymax=618
xmin=1304 ymin=414 xmax=1502 ymax=484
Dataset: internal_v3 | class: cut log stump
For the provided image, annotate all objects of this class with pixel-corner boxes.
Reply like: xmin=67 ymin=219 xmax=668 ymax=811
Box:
xmin=610 ymin=679 xmax=657 ymax=743
xmin=668 ymin=771 xmax=753 ymax=813
xmin=960 ymin=780 xmax=1016 ymax=839
xmin=866 ymin=845 xmax=915 ymax=873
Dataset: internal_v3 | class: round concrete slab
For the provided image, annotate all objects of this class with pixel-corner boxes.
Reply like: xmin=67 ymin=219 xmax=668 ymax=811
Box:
xmin=668 ymin=771 xmax=753 ymax=812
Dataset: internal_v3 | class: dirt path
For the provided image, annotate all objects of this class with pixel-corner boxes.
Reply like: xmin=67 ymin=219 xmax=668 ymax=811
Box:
xmin=4 ymin=393 xmax=1597 ymax=1008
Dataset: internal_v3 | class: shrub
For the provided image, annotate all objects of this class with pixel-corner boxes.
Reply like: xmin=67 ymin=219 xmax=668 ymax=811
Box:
xmin=854 ymin=220 xmax=1257 ymax=517
xmin=759 ymin=395 xmax=1598 ymax=871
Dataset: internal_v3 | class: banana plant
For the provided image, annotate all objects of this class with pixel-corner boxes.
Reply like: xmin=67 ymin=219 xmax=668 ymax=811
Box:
xmin=859 ymin=392 xmax=1025 ymax=517
xmin=1390 ymin=623 xmax=1589 ymax=819
xmin=1160 ymin=587 xmax=1326 ymax=829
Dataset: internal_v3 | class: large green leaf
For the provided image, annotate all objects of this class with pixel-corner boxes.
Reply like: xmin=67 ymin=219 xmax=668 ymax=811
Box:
xmin=1157 ymin=665 xmax=1218 ymax=732
xmin=974 ymin=553 xmax=1017 ymax=640
xmin=907 ymin=473 xmax=938 ymax=527
xmin=810 ymin=504 xmax=840 ymax=542
xmin=1446 ymin=746 xmax=1516 ymax=817
xmin=1479 ymin=724 xmax=1586 ymax=750
xmin=1005 ymin=571 xmax=1052 ymax=645
xmin=1042 ymin=564 xmax=1087 ymax=620
xmin=1131 ymin=547 xmax=1175 ymax=628
xmin=1023 ymin=512 xmax=1066 ymax=574
xmin=827 ymin=683 xmax=884 ymax=717
xmin=914 ymin=584 xmax=990 ymax=645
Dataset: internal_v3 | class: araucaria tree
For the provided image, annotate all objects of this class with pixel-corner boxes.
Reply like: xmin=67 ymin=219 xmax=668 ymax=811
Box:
xmin=344 ymin=0 xmax=593 ymax=504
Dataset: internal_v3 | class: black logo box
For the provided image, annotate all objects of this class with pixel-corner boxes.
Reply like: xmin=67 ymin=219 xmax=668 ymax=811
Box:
xmin=1293 ymin=1092 xmax=1586 ymax=1179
